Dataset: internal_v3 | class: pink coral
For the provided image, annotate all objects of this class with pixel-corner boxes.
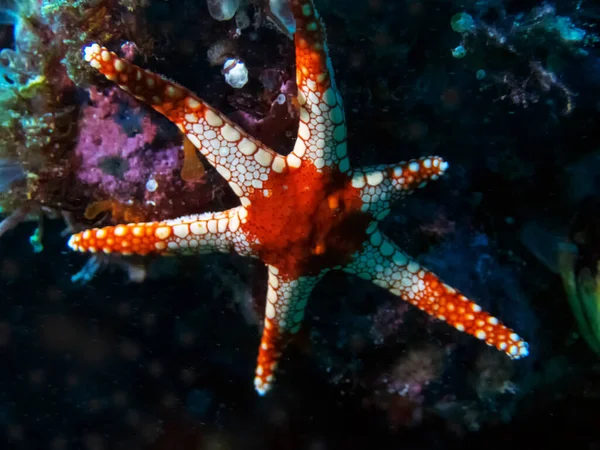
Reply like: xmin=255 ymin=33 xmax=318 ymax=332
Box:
xmin=73 ymin=86 xmax=229 ymax=229
xmin=75 ymin=86 xmax=182 ymax=207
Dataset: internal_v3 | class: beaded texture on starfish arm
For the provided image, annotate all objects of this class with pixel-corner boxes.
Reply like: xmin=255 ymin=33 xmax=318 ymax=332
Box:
xmin=254 ymin=266 xmax=320 ymax=395
xmin=344 ymin=235 xmax=530 ymax=359
xmin=68 ymin=207 xmax=254 ymax=257
xmin=82 ymin=44 xmax=284 ymax=206
xmin=351 ymin=156 xmax=449 ymax=218
xmin=287 ymin=0 xmax=349 ymax=172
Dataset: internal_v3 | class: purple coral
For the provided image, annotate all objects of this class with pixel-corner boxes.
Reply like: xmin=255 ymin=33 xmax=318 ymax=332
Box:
xmin=75 ymin=86 xmax=183 ymax=208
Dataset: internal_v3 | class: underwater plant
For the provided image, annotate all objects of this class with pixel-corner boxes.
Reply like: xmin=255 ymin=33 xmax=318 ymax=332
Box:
xmin=559 ymin=245 xmax=600 ymax=356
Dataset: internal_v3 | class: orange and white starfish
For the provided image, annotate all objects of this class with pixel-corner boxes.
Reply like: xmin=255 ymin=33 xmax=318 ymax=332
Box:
xmin=69 ymin=0 xmax=529 ymax=395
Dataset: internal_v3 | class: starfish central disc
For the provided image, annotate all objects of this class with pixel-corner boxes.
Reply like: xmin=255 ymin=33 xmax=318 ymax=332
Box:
xmin=244 ymin=164 xmax=370 ymax=278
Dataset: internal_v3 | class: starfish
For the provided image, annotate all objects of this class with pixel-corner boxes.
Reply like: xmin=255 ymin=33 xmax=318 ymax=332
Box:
xmin=69 ymin=0 xmax=529 ymax=395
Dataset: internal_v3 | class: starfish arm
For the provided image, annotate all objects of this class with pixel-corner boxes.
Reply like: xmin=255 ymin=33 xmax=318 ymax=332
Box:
xmin=68 ymin=206 xmax=254 ymax=257
xmin=352 ymin=156 xmax=448 ymax=218
xmin=287 ymin=0 xmax=349 ymax=172
xmin=82 ymin=44 xmax=284 ymax=205
xmin=344 ymin=233 xmax=529 ymax=359
xmin=254 ymin=265 xmax=320 ymax=395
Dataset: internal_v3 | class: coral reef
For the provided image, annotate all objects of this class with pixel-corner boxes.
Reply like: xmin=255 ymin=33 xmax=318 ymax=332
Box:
xmin=0 ymin=0 xmax=152 ymax=246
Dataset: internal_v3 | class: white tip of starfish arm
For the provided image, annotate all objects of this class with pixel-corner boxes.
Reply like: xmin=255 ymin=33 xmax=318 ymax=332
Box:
xmin=436 ymin=158 xmax=449 ymax=173
xmin=67 ymin=234 xmax=78 ymax=251
xmin=405 ymin=156 xmax=448 ymax=177
xmin=506 ymin=340 xmax=530 ymax=359
xmin=254 ymin=376 xmax=271 ymax=396
xmin=83 ymin=43 xmax=101 ymax=62
xmin=353 ymin=156 xmax=449 ymax=190
xmin=351 ymin=156 xmax=450 ymax=217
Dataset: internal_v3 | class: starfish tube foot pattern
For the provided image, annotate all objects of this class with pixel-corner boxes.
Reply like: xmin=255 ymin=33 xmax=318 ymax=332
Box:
xmin=69 ymin=0 xmax=529 ymax=395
